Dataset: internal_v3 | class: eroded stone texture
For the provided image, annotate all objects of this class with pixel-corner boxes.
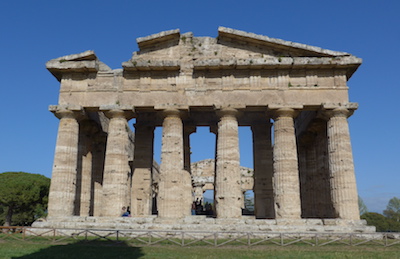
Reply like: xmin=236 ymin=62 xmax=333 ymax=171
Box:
xmin=326 ymin=108 xmax=360 ymax=219
xmin=101 ymin=109 xmax=132 ymax=217
xmin=272 ymin=108 xmax=301 ymax=219
xmin=215 ymin=108 xmax=242 ymax=218
xmin=158 ymin=109 xmax=192 ymax=218
xmin=47 ymin=109 xmax=81 ymax=218
xmin=252 ymin=120 xmax=274 ymax=219
xmin=131 ymin=122 xmax=154 ymax=216
xmin=43 ymin=27 xmax=365 ymax=232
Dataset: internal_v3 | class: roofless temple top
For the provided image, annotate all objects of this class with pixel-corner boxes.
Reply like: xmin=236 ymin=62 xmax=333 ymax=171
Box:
xmin=37 ymin=27 xmax=374 ymax=233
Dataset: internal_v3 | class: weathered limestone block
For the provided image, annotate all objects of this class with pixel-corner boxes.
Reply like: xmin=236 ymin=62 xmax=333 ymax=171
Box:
xmin=314 ymin=124 xmax=335 ymax=218
xmin=131 ymin=123 xmax=154 ymax=216
xmin=48 ymin=108 xmax=82 ymax=218
xmin=76 ymin=121 xmax=95 ymax=216
xmin=326 ymin=108 xmax=360 ymax=219
xmin=101 ymin=109 xmax=132 ymax=217
xmin=214 ymin=108 xmax=242 ymax=218
xmin=251 ymin=120 xmax=274 ymax=219
xmin=158 ymin=109 xmax=192 ymax=218
xmin=272 ymin=108 xmax=301 ymax=219
xmin=91 ymin=134 xmax=106 ymax=217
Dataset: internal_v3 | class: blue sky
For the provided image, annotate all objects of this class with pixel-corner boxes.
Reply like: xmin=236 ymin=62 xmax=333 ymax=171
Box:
xmin=0 ymin=1 xmax=399 ymax=213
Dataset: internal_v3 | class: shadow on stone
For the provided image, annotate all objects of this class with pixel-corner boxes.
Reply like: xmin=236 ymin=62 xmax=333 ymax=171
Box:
xmin=12 ymin=240 xmax=144 ymax=259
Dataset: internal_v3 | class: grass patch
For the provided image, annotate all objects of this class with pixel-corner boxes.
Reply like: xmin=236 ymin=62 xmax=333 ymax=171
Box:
xmin=1 ymin=238 xmax=400 ymax=259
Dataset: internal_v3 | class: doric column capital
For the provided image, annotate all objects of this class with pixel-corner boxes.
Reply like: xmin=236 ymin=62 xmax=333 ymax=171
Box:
xmin=216 ymin=107 xmax=239 ymax=119
xmin=53 ymin=108 xmax=85 ymax=121
xmin=104 ymin=109 xmax=131 ymax=120
xmin=54 ymin=109 xmax=75 ymax=119
xmin=162 ymin=108 xmax=181 ymax=118
xmin=271 ymin=108 xmax=298 ymax=119
xmin=328 ymin=107 xmax=352 ymax=118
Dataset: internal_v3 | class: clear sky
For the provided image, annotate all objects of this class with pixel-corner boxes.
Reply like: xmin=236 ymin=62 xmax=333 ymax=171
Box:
xmin=0 ymin=0 xmax=399 ymax=214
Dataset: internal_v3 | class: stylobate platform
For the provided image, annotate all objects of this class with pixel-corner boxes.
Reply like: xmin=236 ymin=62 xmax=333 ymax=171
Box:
xmin=32 ymin=216 xmax=375 ymax=233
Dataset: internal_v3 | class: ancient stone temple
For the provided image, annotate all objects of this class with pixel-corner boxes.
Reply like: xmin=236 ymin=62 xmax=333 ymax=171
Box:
xmin=35 ymin=27 xmax=374 ymax=232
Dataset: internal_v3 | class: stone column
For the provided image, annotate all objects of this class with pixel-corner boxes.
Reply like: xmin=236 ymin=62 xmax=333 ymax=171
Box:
xmin=314 ymin=123 xmax=334 ymax=218
xmin=101 ymin=109 xmax=132 ymax=217
xmin=91 ymin=133 xmax=106 ymax=217
xmin=272 ymin=108 xmax=302 ymax=219
xmin=131 ymin=122 xmax=155 ymax=216
xmin=184 ymin=125 xmax=196 ymax=204
xmin=76 ymin=121 xmax=94 ymax=217
xmin=47 ymin=108 xmax=81 ymax=218
xmin=214 ymin=108 xmax=242 ymax=218
xmin=158 ymin=109 xmax=192 ymax=218
xmin=184 ymin=125 xmax=196 ymax=173
xmin=251 ymin=120 xmax=275 ymax=219
xmin=326 ymin=108 xmax=360 ymax=219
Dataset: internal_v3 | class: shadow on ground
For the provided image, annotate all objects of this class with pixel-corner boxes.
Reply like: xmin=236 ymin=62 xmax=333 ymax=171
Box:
xmin=12 ymin=240 xmax=144 ymax=259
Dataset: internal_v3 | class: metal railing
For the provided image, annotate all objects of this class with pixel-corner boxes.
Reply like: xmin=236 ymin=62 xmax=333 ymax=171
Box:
xmin=1 ymin=226 xmax=399 ymax=247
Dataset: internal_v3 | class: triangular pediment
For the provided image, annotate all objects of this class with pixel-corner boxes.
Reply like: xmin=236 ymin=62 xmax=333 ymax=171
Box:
xmin=122 ymin=27 xmax=361 ymax=78
xmin=217 ymin=27 xmax=350 ymax=57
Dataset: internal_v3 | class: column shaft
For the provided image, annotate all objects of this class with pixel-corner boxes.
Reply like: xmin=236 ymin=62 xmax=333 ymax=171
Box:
xmin=327 ymin=108 xmax=360 ymax=219
xmin=47 ymin=109 xmax=80 ymax=218
xmin=101 ymin=110 xmax=131 ymax=217
xmin=252 ymin=120 xmax=275 ymax=219
xmin=215 ymin=108 xmax=242 ymax=218
xmin=272 ymin=108 xmax=302 ymax=219
xmin=131 ymin=123 xmax=154 ymax=216
xmin=91 ymin=134 xmax=106 ymax=217
xmin=158 ymin=109 xmax=191 ymax=218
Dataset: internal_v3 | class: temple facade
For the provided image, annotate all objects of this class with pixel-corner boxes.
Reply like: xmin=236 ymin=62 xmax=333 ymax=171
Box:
xmin=39 ymin=28 xmax=372 ymax=232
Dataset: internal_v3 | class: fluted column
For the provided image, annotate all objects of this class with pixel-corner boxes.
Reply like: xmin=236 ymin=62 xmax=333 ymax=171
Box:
xmin=314 ymin=124 xmax=334 ymax=218
xmin=101 ymin=109 xmax=132 ymax=217
xmin=184 ymin=125 xmax=196 ymax=173
xmin=214 ymin=108 xmax=242 ymax=218
xmin=158 ymin=109 xmax=191 ymax=218
xmin=251 ymin=120 xmax=275 ymax=219
xmin=91 ymin=133 xmax=106 ymax=217
xmin=131 ymin=122 xmax=155 ymax=216
xmin=48 ymin=109 xmax=81 ymax=218
xmin=272 ymin=108 xmax=302 ymax=219
xmin=326 ymin=108 xmax=359 ymax=219
xmin=76 ymin=122 xmax=93 ymax=216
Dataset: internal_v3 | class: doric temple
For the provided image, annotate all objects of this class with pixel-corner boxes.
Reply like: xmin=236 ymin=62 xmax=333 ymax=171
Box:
xmin=35 ymin=28 xmax=374 ymax=232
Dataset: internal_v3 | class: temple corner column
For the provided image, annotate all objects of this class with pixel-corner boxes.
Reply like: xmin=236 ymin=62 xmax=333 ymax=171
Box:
xmin=324 ymin=106 xmax=360 ymax=220
xmin=47 ymin=106 xmax=84 ymax=219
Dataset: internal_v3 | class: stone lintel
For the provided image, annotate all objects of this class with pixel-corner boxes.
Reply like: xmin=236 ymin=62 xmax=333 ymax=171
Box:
xmin=214 ymin=104 xmax=246 ymax=110
xmin=99 ymin=104 xmax=134 ymax=111
xmin=268 ymin=104 xmax=303 ymax=110
xmin=322 ymin=102 xmax=358 ymax=111
xmin=154 ymin=104 xmax=189 ymax=111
